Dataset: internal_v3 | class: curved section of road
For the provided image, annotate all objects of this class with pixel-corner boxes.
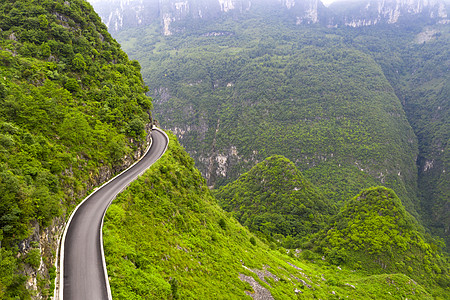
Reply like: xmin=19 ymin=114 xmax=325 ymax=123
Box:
xmin=59 ymin=128 xmax=168 ymax=300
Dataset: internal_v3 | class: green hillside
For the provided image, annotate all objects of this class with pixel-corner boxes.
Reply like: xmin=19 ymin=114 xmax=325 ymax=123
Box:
xmin=0 ymin=0 xmax=152 ymax=298
xmin=215 ymin=155 xmax=336 ymax=248
xmin=103 ymin=133 xmax=438 ymax=299
xmin=313 ymin=186 xmax=449 ymax=293
xmin=114 ymin=17 xmax=420 ymax=219
xmin=354 ymin=24 xmax=450 ymax=249
xmin=0 ymin=0 xmax=448 ymax=298
xmin=112 ymin=11 xmax=450 ymax=249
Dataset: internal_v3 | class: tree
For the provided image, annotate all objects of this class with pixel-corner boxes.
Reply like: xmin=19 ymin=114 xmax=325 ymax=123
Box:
xmin=38 ymin=15 xmax=48 ymax=29
xmin=72 ymin=53 xmax=86 ymax=71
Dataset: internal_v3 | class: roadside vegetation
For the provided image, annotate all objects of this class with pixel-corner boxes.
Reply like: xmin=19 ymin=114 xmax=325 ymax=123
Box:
xmin=0 ymin=0 xmax=152 ymax=298
xmin=104 ymin=133 xmax=448 ymax=299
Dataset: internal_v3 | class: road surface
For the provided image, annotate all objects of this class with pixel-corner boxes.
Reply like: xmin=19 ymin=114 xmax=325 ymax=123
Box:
xmin=60 ymin=128 xmax=168 ymax=300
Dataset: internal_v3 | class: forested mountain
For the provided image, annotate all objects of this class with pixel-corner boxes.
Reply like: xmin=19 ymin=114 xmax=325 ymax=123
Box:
xmin=0 ymin=0 xmax=153 ymax=298
xmin=312 ymin=186 xmax=449 ymax=290
xmin=102 ymin=133 xmax=447 ymax=299
xmin=91 ymin=0 xmax=450 ymax=248
xmin=215 ymin=155 xmax=336 ymax=247
xmin=109 ymin=9 xmax=421 ymax=211
xmin=348 ymin=23 xmax=450 ymax=256
xmin=0 ymin=0 xmax=448 ymax=298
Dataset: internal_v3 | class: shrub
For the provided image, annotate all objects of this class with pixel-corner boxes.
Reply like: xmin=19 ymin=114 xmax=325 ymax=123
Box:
xmin=25 ymin=249 xmax=41 ymax=268
xmin=218 ymin=218 xmax=227 ymax=230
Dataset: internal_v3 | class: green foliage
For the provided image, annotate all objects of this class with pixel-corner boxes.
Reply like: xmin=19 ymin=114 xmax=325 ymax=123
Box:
xmin=64 ymin=77 xmax=79 ymax=92
xmin=218 ymin=218 xmax=227 ymax=230
xmin=170 ymin=278 xmax=179 ymax=300
xmin=126 ymin=118 xmax=145 ymax=140
xmin=332 ymin=23 xmax=450 ymax=249
xmin=71 ymin=53 xmax=86 ymax=71
xmin=103 ymin=133 xmax=437 ymax=299
xmin=314 ymin=186 xmax=449 ymax=293
xmin=215 ymin=155 xmax=336 ymax=246
xmin=0 ymin=0 xmax=153 ymax=297
xmin=24 ymin=248 xmax=41 ymax=269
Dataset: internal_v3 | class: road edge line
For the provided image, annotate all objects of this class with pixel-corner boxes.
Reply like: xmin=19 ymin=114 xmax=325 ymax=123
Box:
xmin=55 ymin=127 xmax=164 ymax=300
xmin=99 ymin=127 xmax=168 ymax=300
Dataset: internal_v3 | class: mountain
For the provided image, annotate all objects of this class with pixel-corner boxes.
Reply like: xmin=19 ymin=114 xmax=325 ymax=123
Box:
xmin=91 ymin=0 xmax=450 ymax=247
xmin=313 ymin=186 xmax=449 ymax=289
xmin=346 ymin=24 xmax=450 ymax=249
xmin=329 ymin=0 xmax=450 ymax=27
xmin=102 ymin=133 xmax=443 ymax=298
xmin=0 ymin=0 xmax=153 ymax=298
xmin=0 ymin=0 xmax=449 ymax=298
xmin=89 ymin=0 xmax=450 ymax=34
xmin=215 ymin=155 xmax=336 ymax=247
xmin=111 ymin=13 xmax=422 ymax=219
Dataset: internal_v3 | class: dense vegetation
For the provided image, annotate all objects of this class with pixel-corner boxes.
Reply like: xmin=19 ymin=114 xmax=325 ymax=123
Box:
xmin=104 ymin=133 xmax=439 ymax=299
xmin=112 ymin=10 xmax=449 ymax=248
xmin=114 ymin=15 xmax=420 ymax=220
xmin=0 ymin=0 xmax=448 ymax=298
xmin=0 ymin=0 xmax=152 ymax=298
xmin=215 ymin=155 xmax=336 ymax=248
xmin=312 ymin=186 xmax=449 ymax=295
xmin=347 ymin=24 xmax=450 ymax=248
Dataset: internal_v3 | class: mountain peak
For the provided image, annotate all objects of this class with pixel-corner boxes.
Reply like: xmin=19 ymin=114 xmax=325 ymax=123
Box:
xmin=215 ymin=155 xmax=336 ymax=242
xmin=316 ymin=186 xmax=448 ymax=287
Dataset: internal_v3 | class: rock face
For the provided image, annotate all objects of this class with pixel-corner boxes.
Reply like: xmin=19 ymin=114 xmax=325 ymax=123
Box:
xmin=89 ymin=0 xmax=449 ymax=32
xmin=160 ymin=0 xmax=252 ymax=35
xmin=23 ymin=128 xmax=152 ymax=299
xmin=88 ymin=0 xmax=160 ymax=32
xmin=89 ymin=0 xmax=252 ymax=34
xmin=89 ymin=0 xmax=326 ymax=34
xmin=331 ymin=0 xmax=450 ymax=27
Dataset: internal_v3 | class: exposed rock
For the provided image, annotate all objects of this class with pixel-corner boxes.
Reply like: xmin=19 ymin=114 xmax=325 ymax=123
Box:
xmin=24 ymin=126 xmax=153 ymax=298
xmin=336 ymin=0 xmax=450 ymax=27
xmin=90 ymin=0 xmax=449 ymax=34
xmin=239 ymin=273 xmax=275 ymax=300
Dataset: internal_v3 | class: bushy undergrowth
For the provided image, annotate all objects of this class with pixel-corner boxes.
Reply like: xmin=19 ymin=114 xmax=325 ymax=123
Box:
xmin=313 ymin=186 xmax=449 ymax=297
xmin=103 ymin=133 xmax=439 ymax=299
xmin=215 ymin=155 xmax=336 ymax=247
xmin=0 ymin=0 xmax=152 ymax=297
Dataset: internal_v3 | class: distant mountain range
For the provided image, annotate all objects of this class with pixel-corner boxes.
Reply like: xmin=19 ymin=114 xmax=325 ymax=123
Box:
xmin=89 ymin=0 xmax=450 ymax=34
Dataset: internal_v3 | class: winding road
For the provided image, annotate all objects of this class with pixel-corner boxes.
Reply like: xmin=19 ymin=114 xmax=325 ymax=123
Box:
xmin=59 ymin=128 xmax=168 ymax=300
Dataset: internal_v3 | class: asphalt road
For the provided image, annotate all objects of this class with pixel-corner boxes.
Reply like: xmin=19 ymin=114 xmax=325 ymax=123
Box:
xmin=61 ymin=128 xmax=168 ymax=300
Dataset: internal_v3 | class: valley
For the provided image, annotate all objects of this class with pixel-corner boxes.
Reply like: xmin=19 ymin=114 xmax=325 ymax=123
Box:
xmin=0 ymin=0 xmax=448 ymax=299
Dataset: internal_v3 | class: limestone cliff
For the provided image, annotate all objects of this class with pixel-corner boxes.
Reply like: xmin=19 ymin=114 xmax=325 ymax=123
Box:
xmin=89 ymin=0 xmax=449 ymax=32
xmin=330 ymin=0 xmax=450 ymax=27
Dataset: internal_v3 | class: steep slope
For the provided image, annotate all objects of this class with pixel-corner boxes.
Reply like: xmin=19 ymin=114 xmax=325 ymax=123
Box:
xmin=103 ymin=133 xmax=436 ymax=299
xmin=347 ymin=23 xmax=450 ymax=248
xmin=329 ymin=0 xmax=450 ymax=27
xmin=397 ymin=27 xmax=450 ymax=249
xmin=215 ymin=155 xmax=336 ymax=247
xmin=0 ymin=0 xmax=152 ymax=298
xmin=89 ymin=0 xmax=328 ymax=35
xmin=112 ymin=18 xmax=420 ymax=218
xmin=90 ymin=0 xmax=450 ymax=33
xmin=314 ymin=186 xmax=449 ymax=293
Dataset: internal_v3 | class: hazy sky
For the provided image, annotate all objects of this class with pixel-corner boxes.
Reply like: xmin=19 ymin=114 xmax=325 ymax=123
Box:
xmin=322 ymin=0 xmax=336 ymax=6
